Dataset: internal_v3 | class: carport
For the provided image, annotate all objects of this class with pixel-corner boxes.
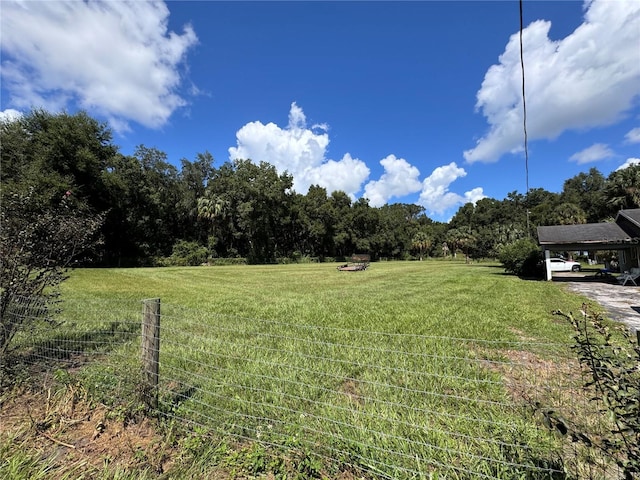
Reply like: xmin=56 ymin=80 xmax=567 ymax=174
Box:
xmin=537 ymin=209 xmax=640 ymax=281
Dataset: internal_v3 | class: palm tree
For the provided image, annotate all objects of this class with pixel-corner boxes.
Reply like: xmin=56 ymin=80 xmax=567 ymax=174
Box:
xmin=446 ymin=227 xmax=477 ymax=263
xmin=411 ymin=231 xmax=432 ymax=261
xmin=197 ymin=193 xmax=230 ymax=256
xmin=551 ymin=202 xmax=587 ymax=225
xmin=442 ymin=242 xmax=450 ymax=258
xmin=605 ymin=164 xmax=640 ymax=211
xmin=197 ymin=194 xmax=227 ymax=221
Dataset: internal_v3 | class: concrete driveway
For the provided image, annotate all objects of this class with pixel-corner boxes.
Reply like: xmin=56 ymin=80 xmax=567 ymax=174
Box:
xmin=552 ymin=271 xmax=640 ymax=332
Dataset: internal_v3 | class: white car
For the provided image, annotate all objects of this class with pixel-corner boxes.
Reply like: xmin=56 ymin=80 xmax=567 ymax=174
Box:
xmin=548 ymin=258 xmax=582 ymax=272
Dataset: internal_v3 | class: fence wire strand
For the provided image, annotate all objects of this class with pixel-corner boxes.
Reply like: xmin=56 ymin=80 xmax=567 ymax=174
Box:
xmin=2 ymin=296 xmax=624 ymax=479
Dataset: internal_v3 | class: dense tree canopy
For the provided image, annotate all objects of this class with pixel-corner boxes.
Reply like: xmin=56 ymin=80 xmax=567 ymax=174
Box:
xmin=2 ymin=110 xmax=638 ymax=266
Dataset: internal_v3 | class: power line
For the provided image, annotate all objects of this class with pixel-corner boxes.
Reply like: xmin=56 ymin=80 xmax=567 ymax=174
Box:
xmin=520 ymin=0 xmax=531 ymax=236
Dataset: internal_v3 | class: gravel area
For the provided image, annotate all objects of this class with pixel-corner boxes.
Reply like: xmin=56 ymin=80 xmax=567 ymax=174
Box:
xmin=552 ymin=272 xmax=640 ymax=333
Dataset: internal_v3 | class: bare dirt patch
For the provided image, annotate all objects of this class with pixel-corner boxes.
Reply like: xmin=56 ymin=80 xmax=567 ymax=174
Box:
xmin=340 ymin=378 xmax=365 ymax=406
xmin=0 ymin=385 xmax=177 ymax=477
xmin=1 ymin=384 xmax=370 ymax=479
xmin=476 ymin=347 xmax=578 ymax=396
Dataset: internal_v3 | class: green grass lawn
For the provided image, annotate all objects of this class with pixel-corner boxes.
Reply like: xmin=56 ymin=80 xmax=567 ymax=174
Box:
xmin=61 ymin=259 xmax=581 ymax=340
xmin=5 ymin=260 xmax=598 ymax=479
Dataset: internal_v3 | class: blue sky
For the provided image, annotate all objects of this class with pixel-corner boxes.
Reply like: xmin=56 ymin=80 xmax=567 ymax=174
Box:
xmin=1 ymin=1 xmax=639 ymax=222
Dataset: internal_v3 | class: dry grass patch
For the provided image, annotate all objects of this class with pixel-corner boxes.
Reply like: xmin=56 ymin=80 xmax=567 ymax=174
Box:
xmin=0 ymin=383 xmax=179 ymax=478
xmin=477 ymin=347 xmax=623 ymax=479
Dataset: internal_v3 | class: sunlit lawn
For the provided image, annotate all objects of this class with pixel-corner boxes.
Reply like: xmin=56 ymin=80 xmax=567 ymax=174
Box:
xmin=61 ymin=259 xmax=582 ymax=342
xmin=5 ymin=260 xmax=594 ymax=479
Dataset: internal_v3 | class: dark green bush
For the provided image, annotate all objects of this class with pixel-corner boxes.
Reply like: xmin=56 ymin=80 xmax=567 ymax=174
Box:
xmin=497 ymin=238 xmax=543 ymax=277
xmin=163 ymin=241 xmax=208 ymax=266
xmin=208 ymin=258 xmax=248 ymax=266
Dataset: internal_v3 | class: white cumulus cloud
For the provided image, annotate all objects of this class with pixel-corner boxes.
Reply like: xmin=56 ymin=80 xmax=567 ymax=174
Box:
xmin=464 ymin=0 xmax=640 ymax=163
xmin=229 ymin=102 xmax=370 ymax=198
xmin=616 ymin=158 xmax=640 ymax=171
xmin=418 ymin=163 xmax=485 ymax=216
xmin=363 ymin=155 xmax=422 ymax=207
xmin=0 ymin=0 xmax=198 ymax=131
xmin=0 ymin=109 xmax=23 ymax=124
xmin=229 ymin=103 xmax=483 ymax=213
xmin=625 ymin=127 xmax=640 ymax=144
xmin=305 ymin=153 xmax=372 ymax=199
xmin=463 ymin=188 xmax=487 ymax=205
xmin=569 ymin=143 xmax=615 ymax=164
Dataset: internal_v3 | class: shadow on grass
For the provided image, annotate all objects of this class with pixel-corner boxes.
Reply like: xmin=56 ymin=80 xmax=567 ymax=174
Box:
xmin=550 ymin=275 xmax=617 ymax=284
xmin=160 ymin=383 xmax=199 ymax=418
xmin=6 ymin=320 xmax=139 ymax=376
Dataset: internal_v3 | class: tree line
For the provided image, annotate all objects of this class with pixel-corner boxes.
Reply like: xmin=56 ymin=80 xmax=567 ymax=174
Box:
xmin=2 ymin=109 xmax=639 ymax=266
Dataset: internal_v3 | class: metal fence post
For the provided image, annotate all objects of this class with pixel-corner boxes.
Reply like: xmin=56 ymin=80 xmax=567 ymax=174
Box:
xmin=141 ymin=298 xmax=160 ymax=411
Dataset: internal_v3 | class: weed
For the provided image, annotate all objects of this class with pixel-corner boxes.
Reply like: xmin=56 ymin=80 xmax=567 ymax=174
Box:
xmin=549 ymin=307 xmax=640 ymax=479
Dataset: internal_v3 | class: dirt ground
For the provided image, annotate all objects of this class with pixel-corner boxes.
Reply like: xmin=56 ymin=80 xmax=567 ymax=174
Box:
xmin=0 ymin=384 xmax=180 ymax=477
xmin=0 ymin=383 xmax=364 ymax=479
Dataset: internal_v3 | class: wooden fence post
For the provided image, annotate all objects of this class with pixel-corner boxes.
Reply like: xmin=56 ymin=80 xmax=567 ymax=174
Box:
xmin=141 ymin=298 xmax=160 ymax=411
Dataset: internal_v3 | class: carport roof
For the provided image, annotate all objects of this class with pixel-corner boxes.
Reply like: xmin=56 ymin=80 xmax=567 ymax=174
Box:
xmin=619 ymin=208 xmax=640 ymax=228
xmin=537 ymin=208 xmax=640 ymax=251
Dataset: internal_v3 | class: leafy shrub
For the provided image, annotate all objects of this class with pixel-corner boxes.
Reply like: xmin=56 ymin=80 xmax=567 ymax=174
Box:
xmin=277 ymin=255 xmax=319 ymax=264
xmin=497 ymin=238 xmax=542 ymax=277
xmin=549 ymin=308 xmax=640 ymax=479
xmin=208 ymin=258 xmax=248 ymax=266
xmin=298 ymin=256 xmax=319 ymax=264
xmin=164 ymin=241 xmax=208 ymax=266
xmin=0 ymin=188 xmax=103 ymax=366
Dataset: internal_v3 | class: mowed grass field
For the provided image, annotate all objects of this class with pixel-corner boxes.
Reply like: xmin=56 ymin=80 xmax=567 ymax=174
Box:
xmin=5 ymin=260 xmax=595 ymax=479
xmin=61 ymin=259 xmax=580 ymax=340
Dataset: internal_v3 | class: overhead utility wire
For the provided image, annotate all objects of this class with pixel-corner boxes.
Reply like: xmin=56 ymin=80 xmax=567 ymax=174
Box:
xmin=519 ymin=0 xmax=531 ymax=236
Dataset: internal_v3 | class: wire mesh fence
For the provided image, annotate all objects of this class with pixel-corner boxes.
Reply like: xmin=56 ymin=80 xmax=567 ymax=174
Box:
xmin=1 ymin=294 xmax=141 ymax=401
xmin=1 ymin=295 xmax=628 ymax=479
